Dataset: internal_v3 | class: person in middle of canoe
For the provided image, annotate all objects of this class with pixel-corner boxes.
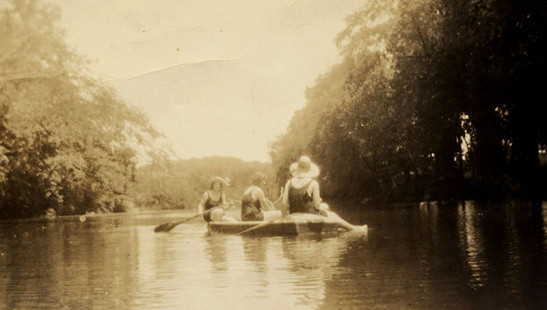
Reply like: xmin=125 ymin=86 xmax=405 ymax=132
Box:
xmin=198 ymin=176 xmax=237 ymax=223
xmin=241 ymin=174 xmax=282 ymax=221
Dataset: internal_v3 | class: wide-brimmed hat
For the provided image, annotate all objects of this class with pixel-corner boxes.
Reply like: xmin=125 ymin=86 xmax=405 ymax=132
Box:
xmin=208 ymin=176 xmax=227 ymax=189
xmin=290 ymin=156 xmax=319 ymax=178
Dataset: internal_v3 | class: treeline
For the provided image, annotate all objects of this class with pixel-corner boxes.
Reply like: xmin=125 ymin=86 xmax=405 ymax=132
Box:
xmin=131 ymin=157 xmax=279 ymax=210
xmin=271 ymin=0 xmax=546 ymax=203
xmin=0 ymin=1 xmax=166 ymax=219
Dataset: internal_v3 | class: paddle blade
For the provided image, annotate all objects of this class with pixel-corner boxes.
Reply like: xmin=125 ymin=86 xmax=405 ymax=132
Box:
xmin=154 ymin=221 xmax=177 ymax=233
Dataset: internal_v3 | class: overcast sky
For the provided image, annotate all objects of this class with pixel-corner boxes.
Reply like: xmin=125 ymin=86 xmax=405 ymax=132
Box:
xmin=51 ymin=0 xmax=364 ymax=162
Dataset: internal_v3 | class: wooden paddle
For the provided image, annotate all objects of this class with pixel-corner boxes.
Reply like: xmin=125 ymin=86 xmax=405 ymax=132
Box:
xmin=154 ymin=207 xmax=220 ymax=233
xmin=237 ymin=216 xmax=281 ymax=236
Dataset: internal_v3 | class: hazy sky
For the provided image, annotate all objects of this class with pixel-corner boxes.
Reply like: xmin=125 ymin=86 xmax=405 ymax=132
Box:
xmin=51 ymin=0 xmax=364 ymax=162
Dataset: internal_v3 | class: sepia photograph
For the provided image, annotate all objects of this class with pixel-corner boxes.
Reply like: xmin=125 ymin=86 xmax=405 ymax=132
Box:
xmin=0 ymin=0 xmax=546 ymax=309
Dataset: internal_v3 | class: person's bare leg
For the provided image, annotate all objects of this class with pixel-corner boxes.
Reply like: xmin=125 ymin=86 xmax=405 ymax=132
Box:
xmin=324 ymin=210 xmax=367 ymax=231
xmin=263 ymin=210 xmax=282 ymax=221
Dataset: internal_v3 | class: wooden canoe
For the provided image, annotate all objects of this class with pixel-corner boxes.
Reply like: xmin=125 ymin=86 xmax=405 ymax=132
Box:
xmin=207 ymin=213 xmax=356 ymax=236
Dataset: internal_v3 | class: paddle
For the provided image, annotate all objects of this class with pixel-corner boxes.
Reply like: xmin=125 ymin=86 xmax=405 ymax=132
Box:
xmin=154 ymin=207 xmax=220 ymax=233
xmin=237 ymin=216 xmax=281 ymax=236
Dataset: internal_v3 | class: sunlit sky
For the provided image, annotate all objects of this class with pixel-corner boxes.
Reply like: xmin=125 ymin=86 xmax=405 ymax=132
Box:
xmin=51 ymin=0 xmax=364 ymax=162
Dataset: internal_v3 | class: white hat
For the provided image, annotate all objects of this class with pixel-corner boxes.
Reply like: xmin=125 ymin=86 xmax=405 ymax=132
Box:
xmin=208 ymin=176 xmax=227 ymax=189
xmin=290 ymin=156 xmax=319 ymax=178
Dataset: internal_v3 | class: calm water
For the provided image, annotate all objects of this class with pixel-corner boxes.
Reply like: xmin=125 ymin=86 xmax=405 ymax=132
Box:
xmin=1 ymin=201 xmax=546 ymax=309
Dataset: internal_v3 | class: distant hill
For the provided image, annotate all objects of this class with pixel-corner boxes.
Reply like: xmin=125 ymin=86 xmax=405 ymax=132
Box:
xmin=130 ymin=156 xmax=281 ymax=210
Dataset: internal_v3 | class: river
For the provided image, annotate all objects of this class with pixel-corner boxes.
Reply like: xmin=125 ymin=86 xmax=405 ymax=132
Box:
xmin=1 ymin=201 xmax=546 ymax=309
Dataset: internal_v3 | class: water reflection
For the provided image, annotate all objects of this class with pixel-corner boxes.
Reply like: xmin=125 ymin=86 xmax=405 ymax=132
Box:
xmin=242 ymin=237 xmax=268 ymax=272
xmin=455 ymin=200 xmax=547 ymax=308
xmin=279 ymin=236 xmax=343 ymax=307
xmin=457 ymin=201 xmax=488 ymax=288
xmin=543 ymin=201 xmax=547 ymax=248
xmin=0 ymin=219 xmax=142 ymax=309
xmin=205 ymin=234 xmax=229 ymax=272
xmin=1 ymin=203 xmax=546 ymax=309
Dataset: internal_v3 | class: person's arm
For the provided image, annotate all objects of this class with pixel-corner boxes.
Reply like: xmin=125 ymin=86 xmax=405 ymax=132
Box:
xmin=197 ymin=192 xmax=208 ymax=213
xmin=281 ymin=180 xmax=290 ymax=216
xmin=254 ymin=188 xmax=274 ymax=211
xmin=310 ymin=181 xmax=321 ymax=211
xmin=220 ymin=192 xmax=229 ymax=209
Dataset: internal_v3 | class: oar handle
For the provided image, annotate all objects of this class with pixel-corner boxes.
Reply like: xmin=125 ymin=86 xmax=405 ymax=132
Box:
xmin=175 ymin=206 xmax=219 ymax=225
xmin=154 ymin=207 xmax=221 ymax=232
xmin=237 ymin=216 xmax=281 ymax=236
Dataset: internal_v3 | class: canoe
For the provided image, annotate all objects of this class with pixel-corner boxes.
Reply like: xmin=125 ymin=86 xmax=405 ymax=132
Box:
xmin=207 ymin=213 xmax=356 ymax=236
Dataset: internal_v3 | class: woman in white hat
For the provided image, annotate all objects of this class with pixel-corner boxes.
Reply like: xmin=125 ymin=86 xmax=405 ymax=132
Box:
xmin=281 ymin=156 xmax=325 ymax=216
xmin=281 ymin=156 xmax=366 ymax=231
xmin=198 ymin=176 xmax=237 ymax=222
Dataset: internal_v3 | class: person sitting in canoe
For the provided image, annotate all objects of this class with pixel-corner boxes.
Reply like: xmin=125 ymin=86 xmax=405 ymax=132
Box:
xmin=281 ymin=156 xmax=364 ymax=231
xmin=198 ymin=176 xmax=237 ymax=222
xmin=281 ymin=156 xmax=326 ymax=216
xmin=241 ymin=174 xmax=282 ymax=221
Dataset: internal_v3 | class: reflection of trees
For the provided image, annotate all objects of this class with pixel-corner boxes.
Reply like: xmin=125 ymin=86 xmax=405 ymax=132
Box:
xmin=204 ymin=235 xmax=228 ymax=273
xmin=2 ymin=205 xmax=545 ymax=309
xmin=242 ymin=237 xmax=268 ymax=273
xmin=1 ymin=221 xmax=93 ymax=308
xmin=280 ymin=236 xmax=349 ymax=308
xmin=318 ymin=203 xmax=547 ymax=309
xmin=320 ymin=210 xmax=435 ymax=309
xmin=0 ymin=219 xmax=140 ymax=309
xmin=322 ymin=204 xmax=467 ymax=309
xmin=457 ymin=202 xmax=487 ymax=289
xmin=456 ymin=201 xmax=547 ymax=309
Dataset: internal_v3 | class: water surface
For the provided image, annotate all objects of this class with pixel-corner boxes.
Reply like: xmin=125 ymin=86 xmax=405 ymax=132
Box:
xmin=1 ymin=201 xmax=546 ymax=309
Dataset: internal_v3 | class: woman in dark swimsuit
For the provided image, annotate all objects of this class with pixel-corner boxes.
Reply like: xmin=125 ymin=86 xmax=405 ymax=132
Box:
xmin=241 ymin=174 xmax=281 ymax=221
xmin=281 ymin=156 xmax=323 ymax=215
xmin=198 ymin=176 xmax=236 ymax=222
xmin=281 ymin=156 xmax=363 ymax=231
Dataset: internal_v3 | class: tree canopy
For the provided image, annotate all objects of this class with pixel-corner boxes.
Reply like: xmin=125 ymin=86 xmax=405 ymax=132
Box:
xmin=0 ymin=0 xmax=166 ymax=219
xmin=271 ymin=0 xmax=547 ymax=203
xmin=131 ymin=156 xmax=279 ymax=210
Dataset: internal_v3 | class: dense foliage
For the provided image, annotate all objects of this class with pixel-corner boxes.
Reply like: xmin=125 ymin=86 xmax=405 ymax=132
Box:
xmin=271 ymin=0 xmax=547 ymax=203
xmin=131 ymin=157 xmax=280 ymax=210
xmin=0 ymin=1 xmax=165 ymax=219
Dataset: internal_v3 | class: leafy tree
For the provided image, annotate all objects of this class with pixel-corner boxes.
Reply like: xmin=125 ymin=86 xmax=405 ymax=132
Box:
xmin=270 ymin=61 xmax=352 ymax=186
xmin=131 ymin=157 xmax=279 ymax=210
xmin=389 ymin=0 xmax=547 ymax=198
xmin=272 ymin=0 xmax=547 ymax=203
xmin=0 ymin=0 xmax=166 ymax=218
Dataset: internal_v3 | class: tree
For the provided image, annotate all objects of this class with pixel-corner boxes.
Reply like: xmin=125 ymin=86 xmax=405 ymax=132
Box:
xmin=269 ymin=61 xmax=352 ymax=186
xmin=272 ymin=0 xmax=547 ymax=203
xmin=0 ymin=0 xmax=167 ymax=218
